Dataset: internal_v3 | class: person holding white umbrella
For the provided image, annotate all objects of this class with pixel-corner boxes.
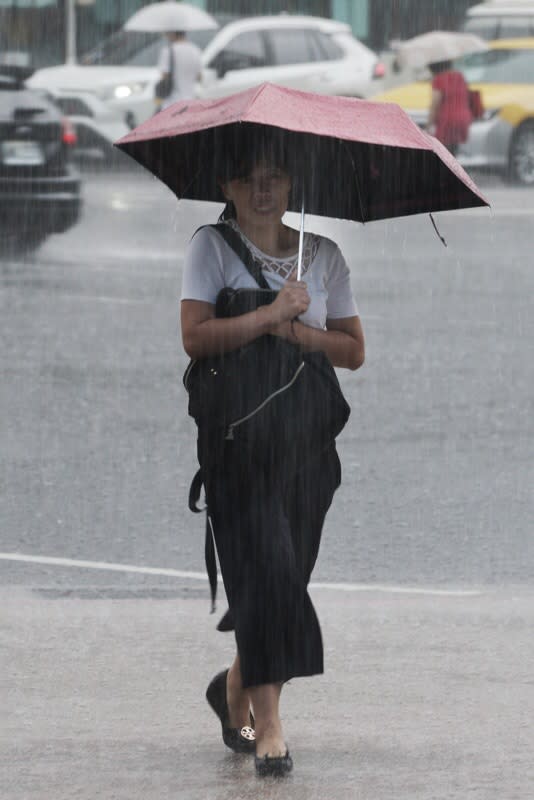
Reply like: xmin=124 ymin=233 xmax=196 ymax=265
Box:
xmin=156 ymin=30 xmax=202 ymax=109
xmin=426 ymin=58 xmax=473 ymax=155
xmin=123 ymin=1 xmax=218 ymax=109
xmin=394 ymin=31 xmax=487 ymax=154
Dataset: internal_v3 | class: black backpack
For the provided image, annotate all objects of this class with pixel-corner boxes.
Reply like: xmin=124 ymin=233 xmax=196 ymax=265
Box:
xmin=184 ymin=223 xmax=349 ymax=448
xmin=184 ymin=223 xmax=350 ymax=610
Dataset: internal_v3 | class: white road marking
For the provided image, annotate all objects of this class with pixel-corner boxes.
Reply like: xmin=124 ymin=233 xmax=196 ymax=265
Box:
xmin=0 ymin=552 xmax=482 ymax=597
xmin=0 ymin=552 xmax=206 ymax=581
xmin=309 ymin=580 xmax=481 ymax=597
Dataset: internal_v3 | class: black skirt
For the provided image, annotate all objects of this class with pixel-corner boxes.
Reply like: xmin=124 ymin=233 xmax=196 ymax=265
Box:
xmin=201 ymin=438 xmax=341 ymax=689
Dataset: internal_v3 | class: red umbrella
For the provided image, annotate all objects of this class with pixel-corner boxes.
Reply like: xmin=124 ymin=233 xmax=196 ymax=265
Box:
xmin=114 ymin=82 xmax=488 ymax=223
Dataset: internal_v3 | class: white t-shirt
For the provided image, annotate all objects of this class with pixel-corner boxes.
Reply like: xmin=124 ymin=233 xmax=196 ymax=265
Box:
xmin=181 ymin=223 xmax=359 ymax=330
xmin=157 ymin=40 xmax=202 ymax=105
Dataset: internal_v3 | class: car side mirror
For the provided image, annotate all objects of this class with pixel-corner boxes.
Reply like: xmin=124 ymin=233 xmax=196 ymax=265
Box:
xmin=215 ymin=59 xmax=228 ymax=79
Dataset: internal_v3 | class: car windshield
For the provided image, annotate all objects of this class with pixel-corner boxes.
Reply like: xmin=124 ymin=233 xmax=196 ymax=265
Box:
xmin=455 ymin=47 xmax=534 ymax=84
xmin=80 ymin=29 xmax=217 ymax=67
xmin=0 ymin=64 xmax=33 ymax=90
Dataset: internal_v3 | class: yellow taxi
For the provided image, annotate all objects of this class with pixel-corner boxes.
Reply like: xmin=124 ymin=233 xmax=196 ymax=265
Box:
xmin=371 ymin=38 xmax=534 ymax=185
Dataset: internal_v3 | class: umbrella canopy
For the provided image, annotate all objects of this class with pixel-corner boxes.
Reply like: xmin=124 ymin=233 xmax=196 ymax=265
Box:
xmin=124 ymin=1 xmax=218 ymax=33
xmin=114 ymin=82 xmax=488 ymax=223
xmin=395 ymin=31 xmax=489 ymax=70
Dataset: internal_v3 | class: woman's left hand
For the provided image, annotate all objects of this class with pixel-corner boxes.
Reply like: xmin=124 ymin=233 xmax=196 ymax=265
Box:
xmin=268 ymin=320 xmax=299 ymax=344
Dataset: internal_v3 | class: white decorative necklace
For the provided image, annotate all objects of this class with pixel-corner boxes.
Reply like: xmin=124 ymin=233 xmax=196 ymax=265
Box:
xmin=226 ymin=219 xmax=319 ymax=280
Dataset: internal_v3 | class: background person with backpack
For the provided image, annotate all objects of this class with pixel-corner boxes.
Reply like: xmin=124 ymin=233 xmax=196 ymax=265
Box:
xmin=426 ymin=59 xmax=473 ymax=155
xmin=155 ymin=30 xmax=202 ymax=110
xmin=180 ymin=131 xmax=364 ymax=777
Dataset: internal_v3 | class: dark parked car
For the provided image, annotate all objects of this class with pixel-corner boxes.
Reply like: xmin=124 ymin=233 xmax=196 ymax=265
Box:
xmin=0 ymin=65 xmax=81 ymax=251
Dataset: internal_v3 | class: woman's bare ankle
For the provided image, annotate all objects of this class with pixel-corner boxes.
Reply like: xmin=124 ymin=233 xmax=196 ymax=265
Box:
xmin=255 ymin=720 xmax=286 ymax=758
xmin=226 ymin=661 xmax=252 ymax=729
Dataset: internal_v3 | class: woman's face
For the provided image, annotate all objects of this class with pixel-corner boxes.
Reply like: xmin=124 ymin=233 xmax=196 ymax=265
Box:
xmin=221 ymin=160 xmax=291 ymax=227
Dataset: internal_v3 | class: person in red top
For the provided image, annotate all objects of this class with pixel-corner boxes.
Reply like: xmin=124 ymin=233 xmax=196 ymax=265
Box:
xmin=427 ymin=60 xmax=473 ymax=155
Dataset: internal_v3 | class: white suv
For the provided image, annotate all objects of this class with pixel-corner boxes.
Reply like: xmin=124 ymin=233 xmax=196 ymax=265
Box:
xmin=197 ymin=16 xmax=381 ymax=100
xmin=27 ymin=15 xmax=383 ymax=140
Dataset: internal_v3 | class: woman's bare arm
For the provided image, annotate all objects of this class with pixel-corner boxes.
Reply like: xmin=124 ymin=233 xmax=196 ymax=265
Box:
xmin=181 ymin=300 xmax=273 ymax=359
xmin=181 ymin=281 xmax=310 ymax=359
xmin=292 ymin=316 xmax=365 ymax=371
xmin=428 ymin=88 xmax=442 ymax=128
xmin=182 ymin=289 xmax=364 ymax=370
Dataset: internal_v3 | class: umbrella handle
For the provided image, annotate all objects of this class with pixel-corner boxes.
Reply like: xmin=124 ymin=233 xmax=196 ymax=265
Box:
xmin=297 ymin=202 xmax=305 ymax=281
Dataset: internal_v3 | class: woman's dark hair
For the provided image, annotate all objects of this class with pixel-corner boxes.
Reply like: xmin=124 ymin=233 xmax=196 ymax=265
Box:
xmin=219 ymin=200 xmax=236 ymax=221
xmin=217 ymin=127 xmax=291 ymax=221
xmin=428 ymin=59 xmax=453 ymax=75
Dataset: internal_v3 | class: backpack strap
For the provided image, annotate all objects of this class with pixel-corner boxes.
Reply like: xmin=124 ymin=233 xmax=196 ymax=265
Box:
xmin=168 ymin=43 xmax=174 ymax=90
xmin=208 ymin=223 xmax=272 ymax=290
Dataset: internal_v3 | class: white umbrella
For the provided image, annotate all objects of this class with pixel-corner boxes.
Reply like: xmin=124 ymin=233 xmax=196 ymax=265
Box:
xmin=394 ymin=31 xmax=489 ymax=70
xmin=124 ymin=1 xmax=218 ymax=33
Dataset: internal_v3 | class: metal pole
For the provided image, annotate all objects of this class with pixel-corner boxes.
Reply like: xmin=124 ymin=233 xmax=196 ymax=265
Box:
xmin=65 ymin=0 xmax=77 ymax=65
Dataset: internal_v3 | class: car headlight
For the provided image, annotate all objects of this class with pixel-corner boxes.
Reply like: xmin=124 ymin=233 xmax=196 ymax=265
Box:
xmin=99 ymin=82 xmax=148 ymax=101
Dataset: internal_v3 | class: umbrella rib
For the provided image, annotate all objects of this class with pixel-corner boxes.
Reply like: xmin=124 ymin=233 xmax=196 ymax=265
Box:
xmin=341 ymin=141 xmax=366 ymax=223
xmin=171 ymin=156 xmax=207 ymax=204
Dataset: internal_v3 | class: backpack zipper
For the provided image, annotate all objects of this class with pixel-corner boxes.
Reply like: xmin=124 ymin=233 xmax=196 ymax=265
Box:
xmin=225 ymin=361 xmax=305 ymax=440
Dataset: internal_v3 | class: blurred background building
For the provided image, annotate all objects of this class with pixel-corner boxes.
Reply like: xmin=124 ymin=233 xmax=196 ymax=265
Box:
xmin=206 ymin=0 xmax=476 ymax=49
xmin=0 ymin=0 xmax=479 ymax=68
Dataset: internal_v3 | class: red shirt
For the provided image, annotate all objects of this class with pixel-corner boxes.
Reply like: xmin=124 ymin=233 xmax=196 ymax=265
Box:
xmin=432 ymin=70 xmax=472 ymax=146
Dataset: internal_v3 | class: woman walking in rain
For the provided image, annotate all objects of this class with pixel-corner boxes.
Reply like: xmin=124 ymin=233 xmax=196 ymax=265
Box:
xmin=180 ymin=131 xmax=364 ymax=777
xmin=426 ymin=59 xmax=473 ymax=155
xmin=156 ymin=30 xmax=202 ymax=110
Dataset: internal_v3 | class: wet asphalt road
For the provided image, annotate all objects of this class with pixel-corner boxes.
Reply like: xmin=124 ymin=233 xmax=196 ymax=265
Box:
xmin=1 ymin=166 xmax=532 ymax=591
xmin=2 ymin=584 xmax=533 ymax=800
xmin=1 ymin=166 xmax=533 ymax=800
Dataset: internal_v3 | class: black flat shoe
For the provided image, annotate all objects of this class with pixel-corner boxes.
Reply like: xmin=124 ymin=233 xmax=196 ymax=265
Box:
xmin=205 ymin=669 xmax=256 ymax=754
xmin=255 ymin=750 xmax=293 ymax=778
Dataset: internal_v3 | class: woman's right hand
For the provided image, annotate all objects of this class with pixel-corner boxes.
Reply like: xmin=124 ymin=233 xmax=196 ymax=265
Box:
xmin=267 ymin=280 xmax=310 ymax=325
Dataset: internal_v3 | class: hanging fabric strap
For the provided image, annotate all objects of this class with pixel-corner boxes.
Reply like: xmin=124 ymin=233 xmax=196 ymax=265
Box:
xmin=188 ymin=468 xmax=217 ymax=613
xmin=429 ymin=213 xmax=448 ymax=247
xmin=188 ymin=468 xmax=205 ymax=513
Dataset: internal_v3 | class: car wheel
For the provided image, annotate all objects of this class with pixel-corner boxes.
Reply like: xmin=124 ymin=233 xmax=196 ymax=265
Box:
xmin=509 ymin=121 xmax=534 ymax=185
xmin=53 ymin=203 xmax=81 ymax=234
xmin=11 ymin=230 xmax=47 ymax=253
